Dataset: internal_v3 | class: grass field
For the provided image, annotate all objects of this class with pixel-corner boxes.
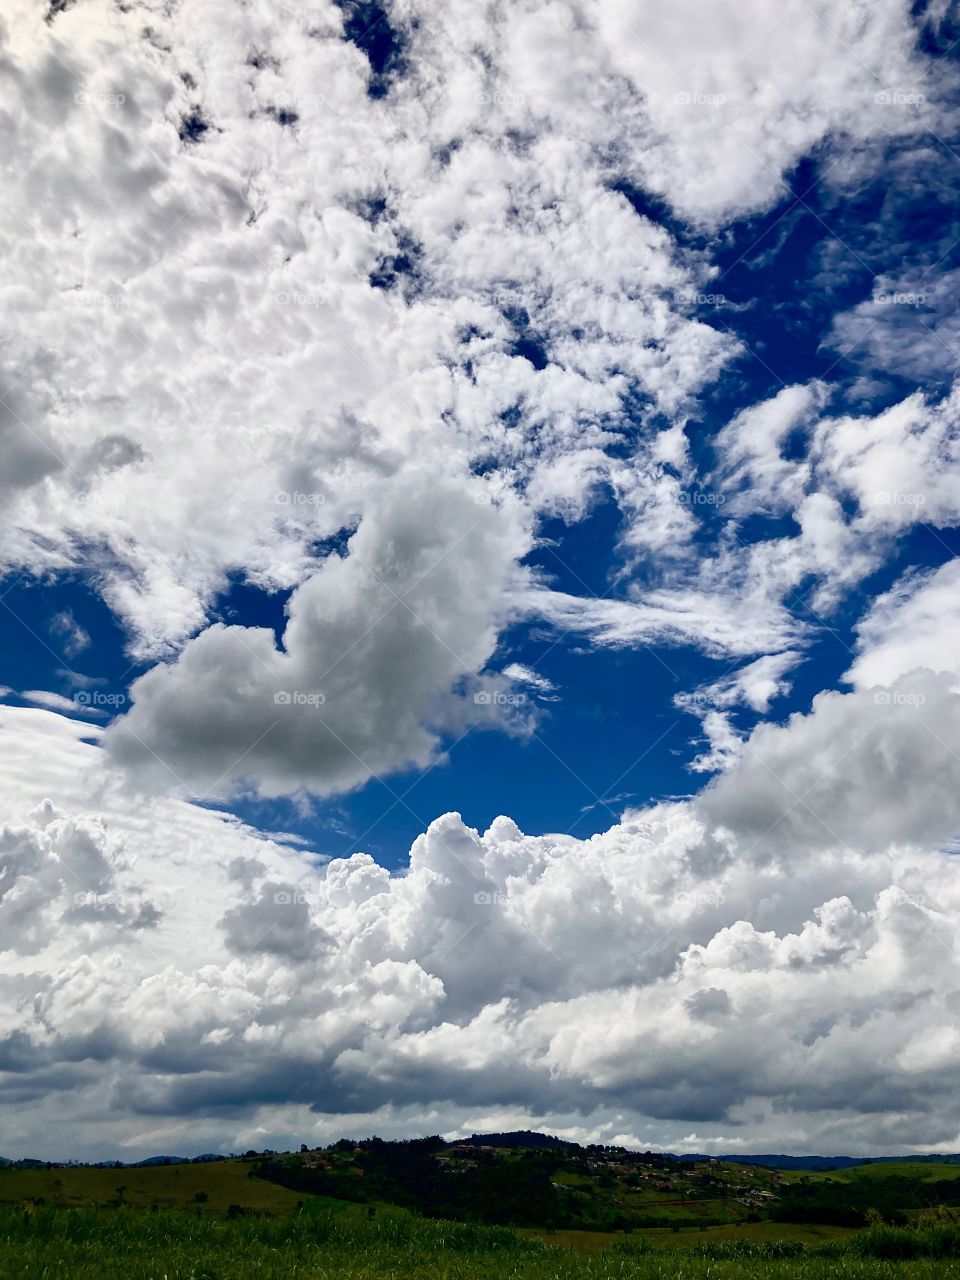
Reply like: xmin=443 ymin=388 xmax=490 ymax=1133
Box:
xmin=1 ymin=1206 xmax=960 ymax=1280
xmin=0 ymin=1159 xmax=306 ymax=1214
xmin=521 ymin=1220 xmax=857 ymax=1252
xmin=821 ymin=1164 xmax=960 ymax=1184
xmin=3 ymin=1156 xmax=960 ymax=1278
xmin=778 ymin=1163 xmax=960 ymax=1186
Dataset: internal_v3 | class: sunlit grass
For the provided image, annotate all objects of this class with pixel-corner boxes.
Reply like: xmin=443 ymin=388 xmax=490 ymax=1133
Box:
xmin=2 ymin=1206 xmax=960 ymax=1278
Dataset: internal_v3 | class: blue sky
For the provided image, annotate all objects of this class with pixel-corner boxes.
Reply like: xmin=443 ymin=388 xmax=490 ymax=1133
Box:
xmin=3 ymin=0 xmax=960 ymax=1162
xmin=5 ymin=128 xmax=960 ymax=863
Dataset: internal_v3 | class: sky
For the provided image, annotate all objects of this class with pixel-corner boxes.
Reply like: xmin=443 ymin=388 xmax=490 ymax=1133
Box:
xmin=2 ymin=0 xmax=960 ymax=1162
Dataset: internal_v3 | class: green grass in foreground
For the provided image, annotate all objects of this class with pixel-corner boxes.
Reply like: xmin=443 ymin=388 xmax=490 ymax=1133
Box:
xmin=3 ymin=1207 xmax=960 ymax=1279
xmin=521 ymin=1220 xmax=856 ymax=1252
xmin=0 ymin=1159 xmax=304 ymax=1213
xmin=775 ymin=1163 xmax=960 ymax=1187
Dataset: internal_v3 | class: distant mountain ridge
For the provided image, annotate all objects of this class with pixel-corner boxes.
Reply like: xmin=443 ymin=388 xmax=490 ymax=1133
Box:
xmin=673 ymin=1153 xmax=960 ymax=1170
xmin=464 ymin=1134 xmax=960 ymax=1169
xmin=0 ymin=1153 xmax=225 ymax=1168
xmin=2 ymin=1133 xmax=960 ymax=1170
xmin=462 ymin=1130 xmax=577 ymax=1149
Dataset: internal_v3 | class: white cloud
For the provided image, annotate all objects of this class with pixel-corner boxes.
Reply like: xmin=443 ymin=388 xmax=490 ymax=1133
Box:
xmin=828 ymin=266 xmax=960 ymax=384
xmin=710 ymin=652 xmax=803 ymax=715
xmin=674 ymin=654 xmax=804 ymax=776
xmin=587 ymin=0 xmax=935 ymax=220
xmin=49 ymin=610 xmax=90 ymax=659
xmin=2 ymin=0 xmax=960 ymax=1163
xmin=713 ymin=383 xmax=827 ymax=516
xmin=520 ymin=370 xmax=960 ymax=694
xmin=4 ymin=681 xmax=960 ymax=1157
xmin=813 ymin=384 xmax=960 ymax=531
xmin=0 ymin=0 xmax=948 ymax=650
xmin=105 ymin=471 xmax=530 ymax=798
xmin=19 ymin=690 xmax=103 ymax=718
xmin=0 ymin=0 xmax=953 ymax=812
xmin=700 ymin=669 xmax=960 ymax=859
xmin=676 ymin=652 xmax=801 ymax=722
xmin=525 ymin=584 xmax=803 ymax=658
xmin=0 ymin=0 xmax=737 ymax=662
xmin=687 ymin=710 xmax=745 ymax=773
xmin=846 ymin=560 xmax=960 ymax=689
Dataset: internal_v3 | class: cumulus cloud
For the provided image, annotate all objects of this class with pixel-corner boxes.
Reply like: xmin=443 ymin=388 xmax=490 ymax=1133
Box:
xmin=0 ymin=0 xmax=953 ymax=758
xmin=828 ymin=267 xmax=960 ymax=384
xmin=0 ymin=798 xmax=152 ymax=957
xmin=220 ymin=882 xmax=332 ymax=962
xmin=0 ymin=0 xmax=734 ymax=657
xmin=687 ymin=710 xmax=745 ymax=774
xmin=520 ymin=369 xmax=960 ymax=711
xmin=700 ymin=670 xmax=960 ymax=859
xmin=3 ymin=0 xmax=960 ymax=1163
xmin=712 ymin=383 xmax=827 ymax=516
xmin=3 ymin=678 xmax=960 ymax=1158
xmin=105 ymin=471 xmax=529 ymax=798
xmin=846 ymin=560 xmax=960 ymax=689
xmin=813 ymin=384 xmax=960 ymax=530
xmin=585 ymin=0 xmax=936 ymax=220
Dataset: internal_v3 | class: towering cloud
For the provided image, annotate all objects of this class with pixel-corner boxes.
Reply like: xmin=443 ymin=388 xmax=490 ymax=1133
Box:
xmin=1 ymin=0 xmax=960 ymax=1160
